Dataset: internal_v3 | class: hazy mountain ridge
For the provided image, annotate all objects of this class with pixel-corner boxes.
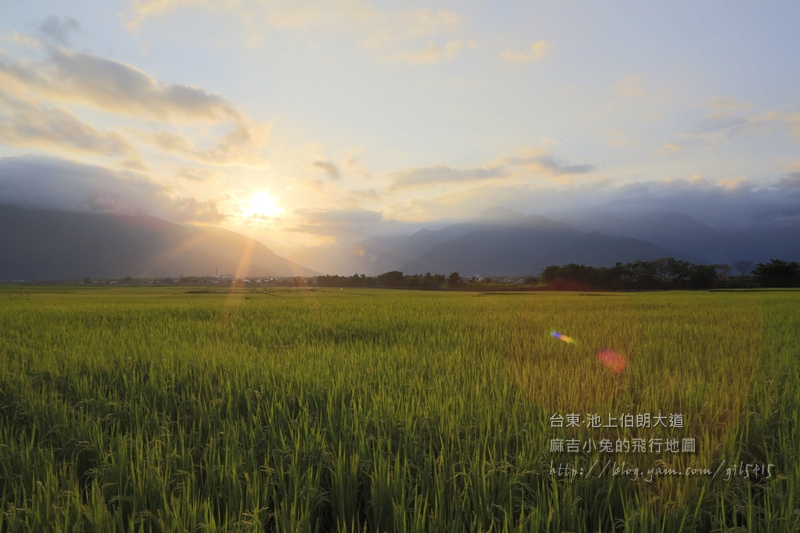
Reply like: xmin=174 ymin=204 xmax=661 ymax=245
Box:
xmin=563 ymin=211 xmax=800 ymax=265
xmin=0 ymin=206 xmax=317 ymax=279
xmin=400 ymin=215 xmax=696 ymax=276
xmin=6 ymin=206 xmax=796 ymax=280
xmin=292 ymin=207 xmax=699 ymax=276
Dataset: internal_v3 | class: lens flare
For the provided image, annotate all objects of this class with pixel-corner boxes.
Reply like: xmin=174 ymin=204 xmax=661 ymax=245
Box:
xmin=596 ymin=349 xmax=627 ymax=374
xmin=551 ymin=331 xmax=575 ymax=344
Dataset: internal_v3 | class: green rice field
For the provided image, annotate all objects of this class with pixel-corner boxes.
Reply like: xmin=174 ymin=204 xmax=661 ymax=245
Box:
xmin=0 ymin=286 xmax=798 ymax=532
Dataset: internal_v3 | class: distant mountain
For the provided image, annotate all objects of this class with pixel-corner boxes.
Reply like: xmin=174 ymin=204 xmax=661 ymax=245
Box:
xmin=290 ymin=207 xmax=696 ymax=276
xmin=564 ymin=211 xmax=800 ymax=265
xmin=400 ymin=212 xmax=695 ymax=276
xmin=0 ymin=206 xmax=317 ymax=280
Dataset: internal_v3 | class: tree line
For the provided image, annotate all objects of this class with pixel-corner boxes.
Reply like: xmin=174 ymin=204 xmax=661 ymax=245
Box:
xmin=316 ymin=258 xmax=800 ymax=290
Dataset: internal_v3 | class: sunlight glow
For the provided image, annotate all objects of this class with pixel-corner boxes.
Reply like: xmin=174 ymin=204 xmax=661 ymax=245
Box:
xmin=241 ymin=190 xmax=285 ymax=219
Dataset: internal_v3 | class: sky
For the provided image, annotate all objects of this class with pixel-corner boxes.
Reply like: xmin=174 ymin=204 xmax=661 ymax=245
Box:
xmin=1 ymin=1 xmax=799 ymax=257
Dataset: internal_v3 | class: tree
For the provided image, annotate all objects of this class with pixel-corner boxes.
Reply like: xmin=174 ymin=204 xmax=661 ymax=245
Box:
xmin=687 ymin=264 xmax=717 ymax=289
xmin=652 ymin=257 xmax=690 ymax=288
xmin=377 ymin=271 xmax=404 ymax=287
xmin=540 ymin=265 xmax=563 ymax=284
xmin=712 ymin=264 xmax=732 ymax=279
xmin=447 ymin=272 xmax=464 ymax=288
xmin=732 ymin=260 xmax=753 ymax=277
xmin=752 ymin=259 xmax=800 ymax=287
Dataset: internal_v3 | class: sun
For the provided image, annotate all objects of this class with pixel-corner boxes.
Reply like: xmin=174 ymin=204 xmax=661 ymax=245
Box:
xmin=241 ymin=190 xmax=285 ymax=219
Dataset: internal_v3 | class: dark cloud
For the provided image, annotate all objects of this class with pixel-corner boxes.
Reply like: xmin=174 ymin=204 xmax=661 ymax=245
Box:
xmin=312 ymin=160 xmax=342 ymax=180
xmin=0 ymin=155 xmax=223 ymax=224
xmin=388 ymin=164 xmax=507 ymax=190
xmin=777 ymin=172 xmax=800 ymax=189
xmin=529 ymin=176 xmax=800 ymax=229
xmin=36 ymin=15 xmax=81 ymax=46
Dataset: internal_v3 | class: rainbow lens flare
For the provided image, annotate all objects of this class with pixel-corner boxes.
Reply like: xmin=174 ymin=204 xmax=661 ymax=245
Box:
xmin=551 ymin=331 xmax=575 ymax=344
xmin=596 ymin=349 xmax=627 ymax=374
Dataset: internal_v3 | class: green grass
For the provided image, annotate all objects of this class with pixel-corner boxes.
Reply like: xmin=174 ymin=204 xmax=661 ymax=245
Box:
xmin=0 ymin=287 xmax=797 ymax=532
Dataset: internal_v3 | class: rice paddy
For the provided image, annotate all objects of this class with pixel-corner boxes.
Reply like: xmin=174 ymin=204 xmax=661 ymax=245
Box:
xmin=0 ymin=286 xmax=798 ymax=532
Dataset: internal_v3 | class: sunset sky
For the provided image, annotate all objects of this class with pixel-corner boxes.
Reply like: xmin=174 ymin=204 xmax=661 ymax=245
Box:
xmin=1 ymin=1 xmax=799 ymax=256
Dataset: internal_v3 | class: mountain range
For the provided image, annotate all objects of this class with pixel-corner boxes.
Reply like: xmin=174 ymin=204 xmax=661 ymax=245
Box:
xmin=291 ymin=207 xmax=700 ymax=276
xmin=4 ymin=205 xmax=797 ymax=280
xmin=291 ymin=207 xmax=800 ymax=276
xmin=0 ymin=206 xmax=316 ymax=280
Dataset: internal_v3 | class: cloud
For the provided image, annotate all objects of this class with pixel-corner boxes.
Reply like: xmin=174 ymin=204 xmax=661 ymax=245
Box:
xmin=286 ymin=207 xmax=384 ymax=239
xmin=504 ymin=151 xmax=594 ymax=177
xmin=0 ymin=47 xmax=273 ymax=166
xmin=689 ymin=114 xmax=750 ymax=136
xmin=35 ymin=15 xmax=81 ymax=46
xmin=500 ymin=41 xmax=551 ymax=64
xmin=388 ymin=164 xmax=507 ymax=191
xmin=601 ymin=129 xmax=638 ymax=147
xmin=543 ymin=175 xmax=800 ymax=229
xmin=122 ymin=1 xmax=462 ymax=38
xmin=121 ymin=1 xmax=465 ymax=64
xmin=312 ymin=160 xmax=342 ymax=180
xmin=177 ymin=166 xmax=219 ymax=182
xmin=0 ymin=155 xmax=223 ymax=223
xmin=716 ymin=176 xmax=748 ymax=190
xmin=777 ymin=172 xmax=800 ymax=189
xmin=706 ymin=96 xmax=752 ymax=112
xmin=652 ymin=140 xmax=694 ymax=156
xmin=0 ymin=94 xmax=137 ymax=158
xmin=0 ymin=45 xmax=270 ymax=165
xmin=345 ymin=156 xmax=371 ymax=178
xmin=755 ymin=111 xmax=800 ymax=140
xmin=349 ymin=189 xmax=379 ymax=201
xmin=143 ymin=120 xmax=270 ymax=167
xmin=654 ymin=107 xmax=760 ymax=156
xmin=614 ymin=76 xmax=643 ymax=97
xmin=0 ymin=48 xmax=246 ymax=123
xmin=381 ymin=39 xmax=464 ymax=65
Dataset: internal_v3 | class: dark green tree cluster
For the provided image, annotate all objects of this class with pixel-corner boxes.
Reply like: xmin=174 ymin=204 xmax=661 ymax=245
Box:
xmin=752 ymin=259 xmax=800 ymax=287
xmin=316 ymin=272 xmax=447 ymax=289
xmin=315 ymin=257 xmax=799 ymax=291
xmin=540 ymin=257 xmax=718 ymax=290
xmin=316 ymin=274 xmax=376 ymax=287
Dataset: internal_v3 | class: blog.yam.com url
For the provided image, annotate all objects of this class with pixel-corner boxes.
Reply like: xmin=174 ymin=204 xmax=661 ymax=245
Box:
xmin=549 ymin=459 xmax=775 ymax=483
